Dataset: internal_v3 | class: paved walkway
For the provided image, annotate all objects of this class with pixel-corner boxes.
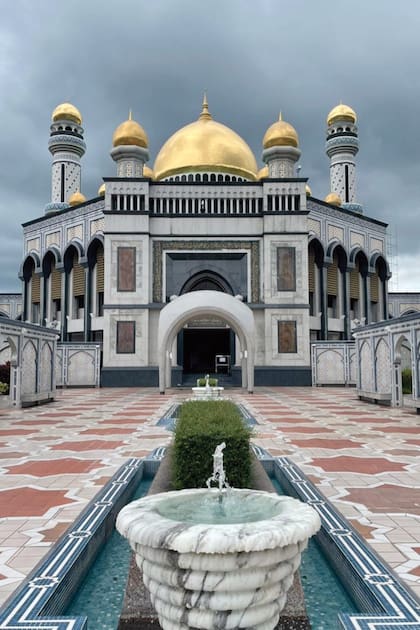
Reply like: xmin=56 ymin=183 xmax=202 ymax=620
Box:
xmin=0 ymin=386 xmax=419 ymax=606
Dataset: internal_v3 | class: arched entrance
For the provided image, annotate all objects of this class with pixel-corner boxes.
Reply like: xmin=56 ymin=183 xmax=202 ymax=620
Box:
xmin=158 ymin=291 xmax=256 ymax=393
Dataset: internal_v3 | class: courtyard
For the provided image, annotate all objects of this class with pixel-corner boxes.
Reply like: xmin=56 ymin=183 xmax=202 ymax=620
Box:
xmin=0 ymin=385 xmax=419 ymax=608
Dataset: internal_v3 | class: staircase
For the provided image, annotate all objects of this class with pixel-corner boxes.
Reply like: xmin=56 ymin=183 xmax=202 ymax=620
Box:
xmin=180 ymin=373 xmax=235 ymax=388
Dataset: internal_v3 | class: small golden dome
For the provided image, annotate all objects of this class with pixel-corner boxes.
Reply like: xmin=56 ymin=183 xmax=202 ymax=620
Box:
xmin=112 ymin=111 xmax=148 ymax=148
xmin=143 ymin=165 xmax=154 ymax=179
xmin=52 ymin=102 xmax=82 ymax=125
xmin=98 ymin=183 xmax=105 ymax=196
xmin=258 ymin=165 xmax=269 ymax=179
xmin=306 ymin=184 xmax=312 ymax=196
xmin=263 ymin=113 xmax=299 ymax=149
xmin=325 ymin=192 xmax=342 ymax=206
xmin=68 ymin=191 xmax=87 ymax=206
xmin=327 ymin=103 xmax=357 ymax=126
xmin=153 ymin=95 xmax=258 ymax=181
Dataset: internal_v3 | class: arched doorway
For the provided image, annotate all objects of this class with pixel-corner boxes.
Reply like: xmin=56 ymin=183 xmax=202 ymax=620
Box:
xmin=158 ymin=291 xmax=256 ymax=393
xmin=178 ymin=271 xmax=236 ymax=375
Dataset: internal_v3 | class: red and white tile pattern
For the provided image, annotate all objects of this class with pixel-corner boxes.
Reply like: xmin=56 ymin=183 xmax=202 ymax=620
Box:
xmin=0 ymin=385 xmax=419 ymax=604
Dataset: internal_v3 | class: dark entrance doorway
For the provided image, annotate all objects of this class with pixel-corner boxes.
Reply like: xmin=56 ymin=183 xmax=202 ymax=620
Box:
xmin=183 ymin=328 xmax=230 ymax=374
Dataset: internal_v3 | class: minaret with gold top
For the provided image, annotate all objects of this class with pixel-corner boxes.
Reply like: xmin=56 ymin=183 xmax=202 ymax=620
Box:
xmin=111 ymin=111 xmax=149 ymax=177
xmin=262 ymin=113 xmax=301 ymax=177
xmin=45 ymin=102 xmax=86 ymax=214
xmin=326 ymin=103 xmax=362 ymax=212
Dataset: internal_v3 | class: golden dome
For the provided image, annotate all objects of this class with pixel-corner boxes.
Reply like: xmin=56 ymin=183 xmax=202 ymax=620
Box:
xmin=327 ymin=103 xmax=357 ymax=126
xmin=143 ymin=165 xmax=154 ymax=179
xmin=258 ymin=165 xmax=269 ymax=179
xmin=68 ymin=191 xmax=87 ymax=206
xmin=112 ymin=111 xmax=148 ymax=148
xmin=153 ymin=95 xmax=258 ymax=181
xmin=98 ymin=183 xmax=105 ymax=197
xmin=306 ymin=184 xmax=312 ymax=196
xmin=325 ymin=192 xmax=342 ymax=206
xmin=263 ymin=113 xmax=299 ymax=149
xmin=52 ymin=102 xmax=82 ymax=125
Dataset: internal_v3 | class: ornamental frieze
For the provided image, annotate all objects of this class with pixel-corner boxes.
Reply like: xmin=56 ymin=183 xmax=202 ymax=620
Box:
xmin=152 ymin=240 xmax=260 ymax=303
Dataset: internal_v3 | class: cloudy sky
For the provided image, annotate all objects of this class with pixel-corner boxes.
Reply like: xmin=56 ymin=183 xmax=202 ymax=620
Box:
xmin=0 ymin=0 xmax=419 ymax=292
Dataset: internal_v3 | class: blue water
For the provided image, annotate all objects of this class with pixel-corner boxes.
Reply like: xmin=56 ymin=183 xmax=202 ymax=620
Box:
xmin=66 ymin=478 xmax=151 ymax=629
xmin=270 ymin=477 xmax=357 ymax=628
xmin=66 ymin=476 xmax=357 ymax=629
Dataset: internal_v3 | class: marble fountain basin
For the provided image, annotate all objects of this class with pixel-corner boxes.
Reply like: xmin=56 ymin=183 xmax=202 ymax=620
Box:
xmin=191 ymin=386 xmax=224 ymax=399
xmin=116 ymin=488 xmax=321 ymax=630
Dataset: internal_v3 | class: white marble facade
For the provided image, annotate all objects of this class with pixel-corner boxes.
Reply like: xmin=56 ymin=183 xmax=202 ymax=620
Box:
xmin=19 ymin=100 xmax=391 ymax=388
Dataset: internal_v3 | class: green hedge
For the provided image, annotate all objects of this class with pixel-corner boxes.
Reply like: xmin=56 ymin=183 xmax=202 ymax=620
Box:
xmin=0 ymin=363 xmax=10 ymax=386
xmin=402 ymin=368 xmax=412 ymax=394
xmin=197 ymin=377 xmax=218 ymax=387
xmin=0 ymin=382 xmax=8 ymax=395
xmin=173 ymin=400 xmax=252 ymax=489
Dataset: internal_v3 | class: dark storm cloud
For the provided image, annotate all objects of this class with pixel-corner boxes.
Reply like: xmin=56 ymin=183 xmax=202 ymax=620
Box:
xmin=1 ymin=0 xmax=419 ymax=290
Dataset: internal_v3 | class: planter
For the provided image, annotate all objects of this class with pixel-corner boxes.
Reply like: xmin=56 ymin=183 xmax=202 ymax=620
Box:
xmin=117 ymin=488 xmax=321 ymax=630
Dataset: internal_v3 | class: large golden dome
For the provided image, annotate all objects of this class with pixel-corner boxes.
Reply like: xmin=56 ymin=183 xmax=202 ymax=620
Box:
xmin=154 ymin=96 xmax=258 ymax=181
xmin=112 ymin=111 xmax=148 ymax=148
xmin=263 ymin=113 xmax=299 ymax=149
xmin=327 ymin=103 xmax=357 ymax=126
xmin=52 ymin=102 xmax=82 ymax=125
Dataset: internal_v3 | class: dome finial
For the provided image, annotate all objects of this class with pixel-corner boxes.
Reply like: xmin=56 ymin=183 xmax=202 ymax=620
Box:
xmin=279 ymin=111 xmax=283 ymax=121
xmin=199 ymin=91 xmax=212 ymax=121
xmin=129 ymin=109 xmax=132 ymax=121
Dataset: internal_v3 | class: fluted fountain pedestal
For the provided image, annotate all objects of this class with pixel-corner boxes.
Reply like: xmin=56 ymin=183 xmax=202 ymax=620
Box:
xmin=117 ymin=488 xmax=321 ymax=630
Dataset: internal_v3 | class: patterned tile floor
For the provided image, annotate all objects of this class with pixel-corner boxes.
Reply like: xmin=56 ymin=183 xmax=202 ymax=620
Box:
xmin=0 ymin=386 xmax=419 ymax=606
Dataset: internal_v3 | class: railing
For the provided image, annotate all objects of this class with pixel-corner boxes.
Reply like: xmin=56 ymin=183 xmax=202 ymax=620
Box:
xmin=109 ymin=192 xmax=302 ymax=216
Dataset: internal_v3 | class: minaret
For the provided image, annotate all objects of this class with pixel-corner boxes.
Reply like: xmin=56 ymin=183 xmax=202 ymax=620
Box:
xmin=325 ymin=103 xmax=362 ymax=212
xmin=262 ymin=113 xmax=301 ymax=177
xmin=110 ymin=111 xmax=149 ymax=177
xmin=45 ymin=102 xmax=86 ymax=214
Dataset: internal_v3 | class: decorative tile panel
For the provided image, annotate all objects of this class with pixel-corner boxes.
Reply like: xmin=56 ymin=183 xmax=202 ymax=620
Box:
xmin=46 ymin=231 xmax=60 ymax=248
xmin=328 ymin=225 xmax=344 ymax=242
xmin=26 ymin=237 xmax=40 ymax=253
xmin=307 ymin=218 xmax=321 ymax=236
xmin=350 ymin=231 xmax=365 ymax=248
xmin=370 ymin=237 xmax=383 ymax=253
xmin=90 ymin=218 xmax=104 ymax=236
xmin=153 ymin=240 xmax=259 ymax=303
xmin=66 ymin=224 xmax=83 ymax=243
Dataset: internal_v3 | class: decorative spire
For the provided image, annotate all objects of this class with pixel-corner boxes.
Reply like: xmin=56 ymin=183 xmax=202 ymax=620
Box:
xmin=199 ymin=91 xmax=212 ymax=121
xmin=129 ymin=109 xmax=132 ymax=121
xmin=279 ymin=111 xmax=283 ymax=121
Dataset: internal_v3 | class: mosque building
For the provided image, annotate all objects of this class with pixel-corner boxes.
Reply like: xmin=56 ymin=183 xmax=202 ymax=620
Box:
xmin=19 ymin=97 xmax=390 ymax=389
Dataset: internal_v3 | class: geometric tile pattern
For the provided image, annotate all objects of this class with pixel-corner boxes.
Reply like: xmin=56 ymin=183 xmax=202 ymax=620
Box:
xmin=0 ymin=457 xmax=145 ymax=630
xmin=275 ymin=457 xmax=420 ymax=630
xmin=0 ymin=384 xmax=419 ymax=612
xmin=238 ymin=387 xmax=420 ymax=601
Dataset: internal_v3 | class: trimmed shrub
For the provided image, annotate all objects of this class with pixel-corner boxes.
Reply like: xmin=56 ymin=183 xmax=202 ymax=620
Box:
xmin=173 ymin=400 xmax=252 ymax=489
xmin=196 ymin=377 xmax=218 ymax=387
xmin=0 ymin=382 xmax=8 ymax=395
xmin=402 ymin=368 xmax=412 ymax=394
xmin=0 ymin=362 xmax=10 ymax=386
